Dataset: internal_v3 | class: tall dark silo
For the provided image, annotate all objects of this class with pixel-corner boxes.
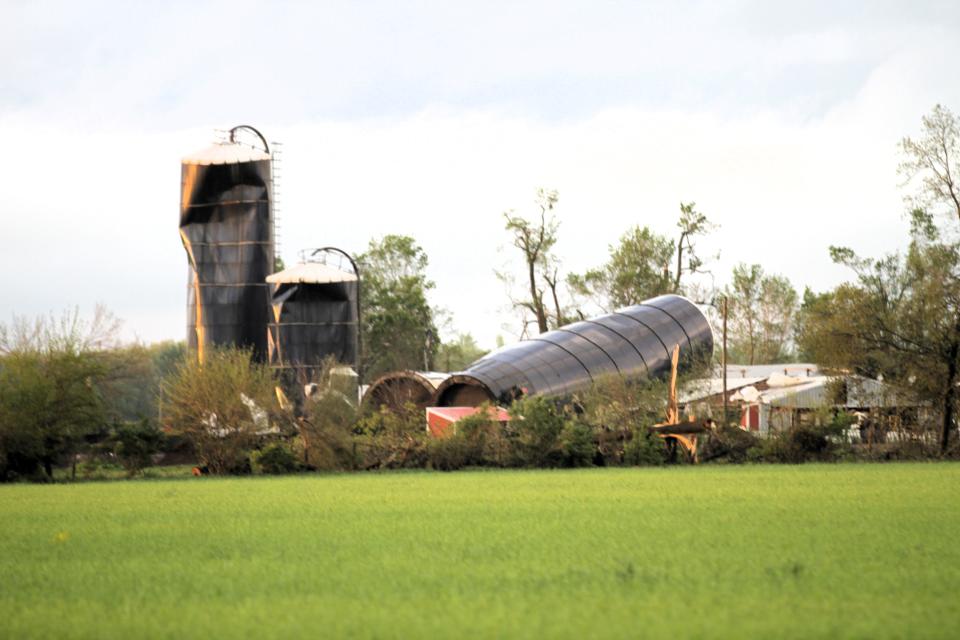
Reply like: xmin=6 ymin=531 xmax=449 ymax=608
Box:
xmin=435 ymin=294 xmax=713 ymax=407
xmin=266 ymin=261 xmax=360 ymax=373
xmin=179 ymin=127 xmax=274 ymax=362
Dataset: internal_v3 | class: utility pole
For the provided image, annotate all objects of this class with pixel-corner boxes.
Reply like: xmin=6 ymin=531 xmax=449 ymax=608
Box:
xmin=722 ymin=295 xmax=728 ymax=427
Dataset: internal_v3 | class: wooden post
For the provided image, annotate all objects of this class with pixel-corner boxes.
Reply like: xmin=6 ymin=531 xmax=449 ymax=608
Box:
xmin=722 ymin=295 xmax=728 ymax=427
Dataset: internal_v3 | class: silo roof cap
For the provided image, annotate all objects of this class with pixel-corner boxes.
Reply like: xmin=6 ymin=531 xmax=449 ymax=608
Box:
xmin=182 ymin=142 xmax=271 ymax=166
xmin=266 ymin=262 xmax=358 ymax=284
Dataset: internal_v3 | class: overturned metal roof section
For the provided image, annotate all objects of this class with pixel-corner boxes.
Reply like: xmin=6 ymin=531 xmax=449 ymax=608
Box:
xmin=363 ymin=371 xmax=451 ymax=412
xmin=435 ymin=294 xmax=713 ymax=407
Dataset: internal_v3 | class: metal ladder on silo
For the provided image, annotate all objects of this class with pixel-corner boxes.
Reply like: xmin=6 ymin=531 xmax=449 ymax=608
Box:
xmin=271 ymin=141 xmax=284 ymax=270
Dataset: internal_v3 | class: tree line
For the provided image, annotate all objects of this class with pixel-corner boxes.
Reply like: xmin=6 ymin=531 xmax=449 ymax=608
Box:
xmin=1 ymin=104 xmax=958 ymax=481
xmin=355 ymin=104 xmax=960 ymax=454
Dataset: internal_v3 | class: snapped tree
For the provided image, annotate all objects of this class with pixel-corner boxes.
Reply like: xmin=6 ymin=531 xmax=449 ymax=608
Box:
xmin=500 ymin=188 xmax=561 ymax=335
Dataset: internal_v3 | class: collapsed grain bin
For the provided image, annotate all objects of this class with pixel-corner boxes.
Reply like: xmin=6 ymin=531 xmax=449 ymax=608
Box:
xmin=363 ymin=371 xmax=450 ymax=412
xmin=434 ymin=294 xmax=713 ymax=407
xmin=266 ymin=260 xmax=360 ymax=372
xmin=179 ymin=126 xmax=274 ymax=362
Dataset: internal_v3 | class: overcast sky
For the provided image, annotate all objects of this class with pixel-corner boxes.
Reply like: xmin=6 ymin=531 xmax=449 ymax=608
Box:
xmin=2 ymin=1 xmax=959 ymax=347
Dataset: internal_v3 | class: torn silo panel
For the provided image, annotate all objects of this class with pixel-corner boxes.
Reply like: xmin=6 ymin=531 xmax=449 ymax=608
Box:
xmin=363 ymin=371 xmax=450 ymax=412
xmin=180 ymin=129 xmax=273 ymax=362
xmin=434 ymin=294 xmax=713 ymax=407
xmin=266 ymin=261 xmax=359 ymax=371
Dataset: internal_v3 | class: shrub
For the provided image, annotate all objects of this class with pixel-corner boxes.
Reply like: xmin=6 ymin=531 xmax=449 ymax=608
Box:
xmin=508 ymin=396 xmax=566 ymax=467
xmin=161 ymin=347 xmax=279 ymax=474
xmin=112 ymin=419 xmax=165 ymax=475
xmin=426 ymin=435 xmax=472 ymax=471
xmin=252 ymin=442 xmax=300 ymax=474
xmin=700 ymin=425 xmax=759 ymax=463
xmin=560 ymin=421 xmax=595 ymax=467
xmin=748 ymin=414 xmax=849 ymax=464
xmin=354 ymin=403 xmax=428 ymax=469
xmin=623 ymin=428 xmax=668 ymax=466
xmin=574 ymin=375 xmax=671 ymax=465
xmin=299 ymin=388 xmax=358 ymax=471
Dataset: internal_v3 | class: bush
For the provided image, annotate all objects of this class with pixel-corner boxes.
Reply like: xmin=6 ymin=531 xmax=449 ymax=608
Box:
xmin=426 ymin=435 xmax=472 ymax=471
xmin=161 ymin=347 xmax=279 ymax=475
xmin=700 ymin=425 xmax=758 ymax=463
xmin=623 ymin=428 xmax=668 ymax=466
xmin=748 ymin=414 xmax=849 ymax=464
xmin=353 ymin=403 xmax=428 ymax=469
xmin=508 ymin=396 xmax=566 ymax=467
xmin=299 ymin=388 xmax=358 ymax=471
xmin=112 ymin=419 xmax=165 ymax=475
xmin=574 ymin=375 xmax=672 ymax=465
xmin=560 ymin=421 xmax=595 ymax=467
xmin=252 ymin=442 xmax=300 ymax=474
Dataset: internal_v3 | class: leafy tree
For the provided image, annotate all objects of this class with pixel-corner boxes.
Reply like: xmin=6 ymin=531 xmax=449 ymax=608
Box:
xmin=726 ymin=263 xmax=799 ymax=364
xmin=568 ymin=225 xmax=674 ymax=311
xmin=111 ymin=420 xmax=165 ymax=476
xmin=568 ymin=202 xmax=716 ymax=313
xmin=359 ymin=235 xmax=438 ymax=380
xmin=500 ymin=188 xmax=560 ymax=335
xmin=898 ymin=104 xmax=960 ymax=453
xmin=0 ymin=349 xmax=106 ymax=480
xmin=0 ymin=307 xmax=119 ymax=481
xmin=800 ymin=210 xmax=960 ymax=453
xmin=436 ymin=333 xmax=487 ymax=372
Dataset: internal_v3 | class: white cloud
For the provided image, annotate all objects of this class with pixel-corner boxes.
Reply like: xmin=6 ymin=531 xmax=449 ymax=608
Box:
xmin=1 ymin=0 xmax=958 ymax=350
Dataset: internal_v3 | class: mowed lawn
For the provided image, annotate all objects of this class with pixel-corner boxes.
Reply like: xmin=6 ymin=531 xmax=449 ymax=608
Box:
xmin=1 ymin=464 xmax=958 ymax=639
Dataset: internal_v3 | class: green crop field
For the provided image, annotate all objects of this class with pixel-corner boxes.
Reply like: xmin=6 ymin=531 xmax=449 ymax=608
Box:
xmin=1 ymin=464 xmax=959 ymax=639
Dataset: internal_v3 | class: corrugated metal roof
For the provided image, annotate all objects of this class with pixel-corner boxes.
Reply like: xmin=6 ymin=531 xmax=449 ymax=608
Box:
xmin=682 ymin=373 xmax=907 ymax=409
xmin=679 ymin=377 xmax=765 ymax=404
xmin=761 ymin=378 xmax=830 ymax=408
xmin=722 ymin=363 xmax=819 ymax=379
xmin=757 ymin=375 xmax=904 ymax=408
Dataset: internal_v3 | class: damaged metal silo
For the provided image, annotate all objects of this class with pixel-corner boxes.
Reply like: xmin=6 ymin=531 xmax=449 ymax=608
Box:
xmin=266 ymin=260 xmax=360 ymax=373
xmin=363 ymin=371 xmax=450 ymax=412
xmin=179 ymin=126 xmax=274 ymax=362
xmin=434 ymin=294 xmax=713 ymax=407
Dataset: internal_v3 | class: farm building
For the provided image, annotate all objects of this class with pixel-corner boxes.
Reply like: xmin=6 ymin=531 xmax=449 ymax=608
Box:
xmin=682 ymin=370 xmax=921 ymax=437
xmin=426 ymin=406 xmax=511 ymax=437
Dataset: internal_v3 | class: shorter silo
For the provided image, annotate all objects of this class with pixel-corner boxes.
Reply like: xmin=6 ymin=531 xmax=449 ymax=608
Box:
xmin=266 ymin=261 xmax=360 ymax=375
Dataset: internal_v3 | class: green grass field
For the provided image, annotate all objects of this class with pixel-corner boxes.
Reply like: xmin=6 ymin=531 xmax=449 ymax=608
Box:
xmin=1 ymin=464 xmax=959 ymax=639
